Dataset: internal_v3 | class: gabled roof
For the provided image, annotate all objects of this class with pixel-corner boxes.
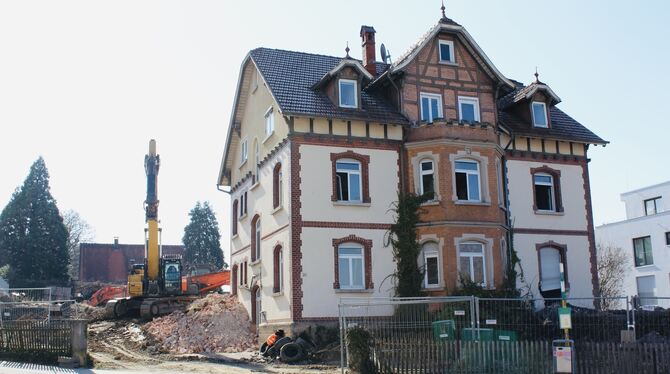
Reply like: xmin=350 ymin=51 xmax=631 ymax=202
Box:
xmin=249 ymin=48 xmax=408 ymax=124
xmin=217 ymin=48 xmax=407 ymax=186
xmin=498 ymin=80 xmax=561 ymax=110
xmin=311 ymin=57 xmax=374 ymax=90
xmin=373 ymin=20 xmax=515 ymax=91
xmin=498 ymin=82 xmax=606 ymax=145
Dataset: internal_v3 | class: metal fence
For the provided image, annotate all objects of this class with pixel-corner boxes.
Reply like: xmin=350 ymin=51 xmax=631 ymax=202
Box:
xmin=339 ymin=296 xmax=670 ymax=373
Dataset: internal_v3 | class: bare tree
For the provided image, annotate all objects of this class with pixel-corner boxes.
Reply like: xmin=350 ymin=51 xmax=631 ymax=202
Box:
xmin=63 ymin=210 xmax=95 ymax=280
xmin=597 ymin=242 xmax=629 ymax=310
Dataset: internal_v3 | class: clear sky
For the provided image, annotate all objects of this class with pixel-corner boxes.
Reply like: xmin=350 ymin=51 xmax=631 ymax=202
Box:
xmin=1 ymin=1 xmax=668 ymax=263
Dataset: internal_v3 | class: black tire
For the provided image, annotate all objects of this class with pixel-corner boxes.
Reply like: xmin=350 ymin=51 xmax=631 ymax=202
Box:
xmin=280 ymin=342 xmax=304 ymax=363
xmin=114 ymin=300 xmax=127 ymax=318
xmin=294 ymin=337 xmax=315 ymax=353
xmin=273 ymin=336 xmax=292 ymax=354
xmin=259 ymin=342 xmax=269 ymax=356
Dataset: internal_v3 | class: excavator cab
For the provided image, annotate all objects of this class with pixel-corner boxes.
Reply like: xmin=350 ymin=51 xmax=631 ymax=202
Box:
xmin=161 ymin=257 xmax=182 ymax=296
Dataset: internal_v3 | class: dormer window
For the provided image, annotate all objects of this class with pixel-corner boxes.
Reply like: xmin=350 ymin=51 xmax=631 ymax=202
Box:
xmin=438 ymin=40 xmax=455 ymax=64
xmin=531 ymin=101 xmax=548 ymax=128
xmin=339 ymin=79 xmax=357 ymax=108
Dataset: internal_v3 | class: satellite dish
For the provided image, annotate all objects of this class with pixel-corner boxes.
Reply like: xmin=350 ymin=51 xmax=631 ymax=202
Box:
xmin=380 ymin=43 xmax=389 ymax=63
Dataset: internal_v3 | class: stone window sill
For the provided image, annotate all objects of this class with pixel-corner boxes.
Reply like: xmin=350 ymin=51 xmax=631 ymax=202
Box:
xmin=239 ymin=159 xmax=247 ymax=169
xmin=335 ymin=288 xmax=374 ymax=294
xmin=239 ymin=213 xmax=248 ymax=221
xmin=333 ymin=201 xmax=371 ymax=207
xmin=454 ymin=200 xmax=490 ymax=207
xmin=534 ymin=210 xmax=564 ymax=216
xmin=231 ymin=233 xmax=239 ymax=240
xmin=249 ymin=259 xmax=261 ymax=267
xmin=271 ymin=205 xmax=283 ymax=215
xmin=634 ymin=265 xmax=658 ymax=271
xmin=439 ymin=61 xmax=458 ymax=67
xmin=250 ymin=181 xmax=260 ymax=191
xmin=272 ymin=291 xmax=283 ymax=297
xmin=262 ymin=132 xmax=274 ymax=144
xmin=421 ymin=200 xmax=441 ymax=206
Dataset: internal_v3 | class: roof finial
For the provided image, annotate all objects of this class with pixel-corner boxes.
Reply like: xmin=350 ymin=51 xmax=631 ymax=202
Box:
xmin=345 ymin=41 xmax=350 ymax=58
xmin=534 ymin=67 xmax=540 ymax=83
xmin=441 ymin=0 xmax=446 ymax=19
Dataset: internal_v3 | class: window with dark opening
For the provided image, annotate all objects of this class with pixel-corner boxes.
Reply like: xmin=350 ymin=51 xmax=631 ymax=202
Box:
xmin=419 ymin=159 xmax=434 ymax=199
xmin=534 ymin=174 xmax=555 ymax=211
xmin=336 ymin=160 xmax=361 ymax=202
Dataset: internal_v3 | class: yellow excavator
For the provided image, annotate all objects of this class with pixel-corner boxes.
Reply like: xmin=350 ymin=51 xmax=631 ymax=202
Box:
xmin=106 ymin=140 xmax=195 ymax=319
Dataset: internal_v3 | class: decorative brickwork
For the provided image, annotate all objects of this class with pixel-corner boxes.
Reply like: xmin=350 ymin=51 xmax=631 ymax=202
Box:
xmin=289 ymin=141 xmax=304 ymax=320
xmin=331 ymin=235 xmax=374 ymax=290
xmin=581 ymin=159 xmax=601 ymax=301
xmin=330 ymin=150 xmax=371 ymax=203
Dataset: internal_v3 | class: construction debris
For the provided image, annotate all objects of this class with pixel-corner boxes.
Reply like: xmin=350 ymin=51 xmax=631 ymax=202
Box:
xmin=144 ymin=294 xmax=256 ymax=354
xmin=72 ymin=302 xmax=108 ymax=321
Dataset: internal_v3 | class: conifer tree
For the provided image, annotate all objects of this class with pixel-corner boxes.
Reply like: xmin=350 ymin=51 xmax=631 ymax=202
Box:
xmin=182 ymin=201 xmax=226 ymax=270
xmin=0 ymin=158 xmax=69 ymax=287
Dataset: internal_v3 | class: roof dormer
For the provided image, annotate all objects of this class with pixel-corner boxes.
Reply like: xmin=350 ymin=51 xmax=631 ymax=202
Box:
xmin=312 ymin=52 xmax=373 ymax=109
xmin=500 ymin=72 xmax=562 ymax=129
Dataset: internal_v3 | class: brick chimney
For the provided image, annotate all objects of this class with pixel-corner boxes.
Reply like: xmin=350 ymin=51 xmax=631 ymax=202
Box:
xmin=360 ymin=25 xmax=376 ymax=76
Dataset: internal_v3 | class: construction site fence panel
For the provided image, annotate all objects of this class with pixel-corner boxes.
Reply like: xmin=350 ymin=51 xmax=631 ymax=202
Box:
xmin=0 ymin=319 xmax=86 ymax=361
xmin=339 ymin=296 xmax=670 ymax=373
xmin=0 ymin=300 xmax=81 ymax=324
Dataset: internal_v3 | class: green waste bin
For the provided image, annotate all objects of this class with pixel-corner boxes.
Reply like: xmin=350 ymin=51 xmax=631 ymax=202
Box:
xmin=461 ymin=328 xmax=494 ymax=341
xmin=432 ymin=320 xmax=456 ymax=340
xmin=494 ymin=329 xmax=517 ymax=341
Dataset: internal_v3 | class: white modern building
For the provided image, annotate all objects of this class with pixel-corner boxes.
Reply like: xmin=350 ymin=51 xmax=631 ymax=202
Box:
xmin=596 ymin=181 xmax=670 ymax=306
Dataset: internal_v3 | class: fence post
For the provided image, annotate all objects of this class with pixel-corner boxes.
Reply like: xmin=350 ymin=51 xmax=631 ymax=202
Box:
xmin=71 ymin=319 xmax=87 ymax=367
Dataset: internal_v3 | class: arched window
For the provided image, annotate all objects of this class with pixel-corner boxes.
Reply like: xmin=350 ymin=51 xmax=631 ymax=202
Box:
xmin=273 ymin=245 xmax=283 ymax=293
xmin=332 ymin=235 xmax=373 ymax=290
xmin=455 ymin=160 xmax=481 ymax=202
xmin=253 ymin=139 xmax=260 ymax=183
xmin=419 ymin=159 xmax=435 ymax=199
xmin=536 ymin=242 xmax=568 ymax=295
xmin=232 ymin=199 xmax=238 ymax=236
xmin=458 ymin=241 xmax=486 ymax=286
xmin=231 ymin=264 xmax=238 ymax=295
xmin=251 ymin=215 xmax=261 ymax=262
xmin=330 ymin=151 xmax=371 ymax=203
xmin=273 ymin=163 xmax=282 ymax=209
xmin=420 ymin=241 xmax=440 ymax=288
xmin=531 ymin=166 xmax=563 ymax=213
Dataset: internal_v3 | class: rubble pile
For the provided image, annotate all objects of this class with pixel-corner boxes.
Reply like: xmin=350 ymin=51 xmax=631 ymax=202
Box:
xmin=72 ymin=302 xmax=108 ymax=321
xmin=144 ymin=294 xmax=256 ymax=354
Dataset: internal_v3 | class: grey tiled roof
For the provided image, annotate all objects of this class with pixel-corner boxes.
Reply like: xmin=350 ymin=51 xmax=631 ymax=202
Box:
xmin=250 ymin=48 xmax=408 ymax=125
xmin=498 ymin=83 xmax=606 ymax=144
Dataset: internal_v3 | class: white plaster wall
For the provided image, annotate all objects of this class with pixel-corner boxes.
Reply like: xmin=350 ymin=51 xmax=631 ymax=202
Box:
xmin=300 ymin=227 xmax=395 ymax=318
xmin=230 ymin=144 xmax=292 ymax=322
xmin=621 ymin=181 xmax=670 ymax=220
xmin=507 ymin=160 xmax=587 ymax=230
xmin=300 ymin=144 xmax=398 ymax=224
xmin=514 ymin=233 xmax=594 ymax=307
xmin=596 ymin=211 xmax=670 ymax=303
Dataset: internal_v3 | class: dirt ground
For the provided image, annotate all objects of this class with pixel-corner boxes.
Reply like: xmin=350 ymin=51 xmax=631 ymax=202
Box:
xmin=87 ymin=320 xmax=340 ymax=373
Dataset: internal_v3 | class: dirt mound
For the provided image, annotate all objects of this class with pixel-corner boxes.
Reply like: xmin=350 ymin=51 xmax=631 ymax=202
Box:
xmin=144 ymin=294 xmax=256 ymax=354
xmin=72 ymin=302 xmax=108 ymax=321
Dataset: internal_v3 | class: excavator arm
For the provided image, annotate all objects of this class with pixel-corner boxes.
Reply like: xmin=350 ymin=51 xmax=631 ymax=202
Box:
xmin=182 ymin=270 xmax=230 ymax=295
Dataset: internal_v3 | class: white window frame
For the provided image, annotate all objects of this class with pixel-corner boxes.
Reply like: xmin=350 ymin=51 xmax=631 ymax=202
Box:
xmin=422 ymin=243 xmax=440 ymax=289
xmin=264 ymin=107 xmax=274 ymax=139
xmin=240 ymin=139 xmax=248 ymax=165
xmin=338 ymin=245 xmax=365 ymax=290
xmin=420 ymin=93 xmax=443 ymax=123
xmin=534 ymin=173 xmax=555 ymax=212
xmin=254 ymin=218 xmax=261 ymax=261
xmin=419 ymin=159 xmax=435 ymax=197
xmin=458 ymin=96 xmax=480 ymax=122
xmin=336 ymin=159 xmax=362 ymax=202
xmin=458 ymin=242 xmax=486 ymax=287
xmin=278 ymin=248 xmax=283 ymax=293
xmin=531 ymin=101 xmax=548 ymax=128
xmin=438 ymin=40 xmax=455 ymax=64
xmin=455 ymin=160 xmax=481 ymax=202
xmin=338 ymin=79 xmax=358 ymax=108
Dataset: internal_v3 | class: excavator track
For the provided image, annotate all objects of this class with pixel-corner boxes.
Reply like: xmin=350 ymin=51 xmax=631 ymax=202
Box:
xmin=139 ymin=296 xmax=198 ymax=320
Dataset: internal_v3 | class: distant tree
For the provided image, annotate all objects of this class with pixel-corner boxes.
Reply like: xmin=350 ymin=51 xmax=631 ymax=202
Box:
xmin=182 ymin=201 xmax=226 ymax=270
xmin=63 ymin=210 xmax=95 ymax=280
xmin=597 ymin=242 xmax=630 ymax=310
xmin=0 ymin=158 xmax=70 ymax=287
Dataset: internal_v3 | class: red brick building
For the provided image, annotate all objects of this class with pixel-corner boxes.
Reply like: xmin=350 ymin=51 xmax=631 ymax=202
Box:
xmin=79 ymin=239 xmax=184 ymax=283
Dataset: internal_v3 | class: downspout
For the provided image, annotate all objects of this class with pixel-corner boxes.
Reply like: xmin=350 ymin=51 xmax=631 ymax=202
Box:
xmin=501 ymin=131 xmax=514 ymax=284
